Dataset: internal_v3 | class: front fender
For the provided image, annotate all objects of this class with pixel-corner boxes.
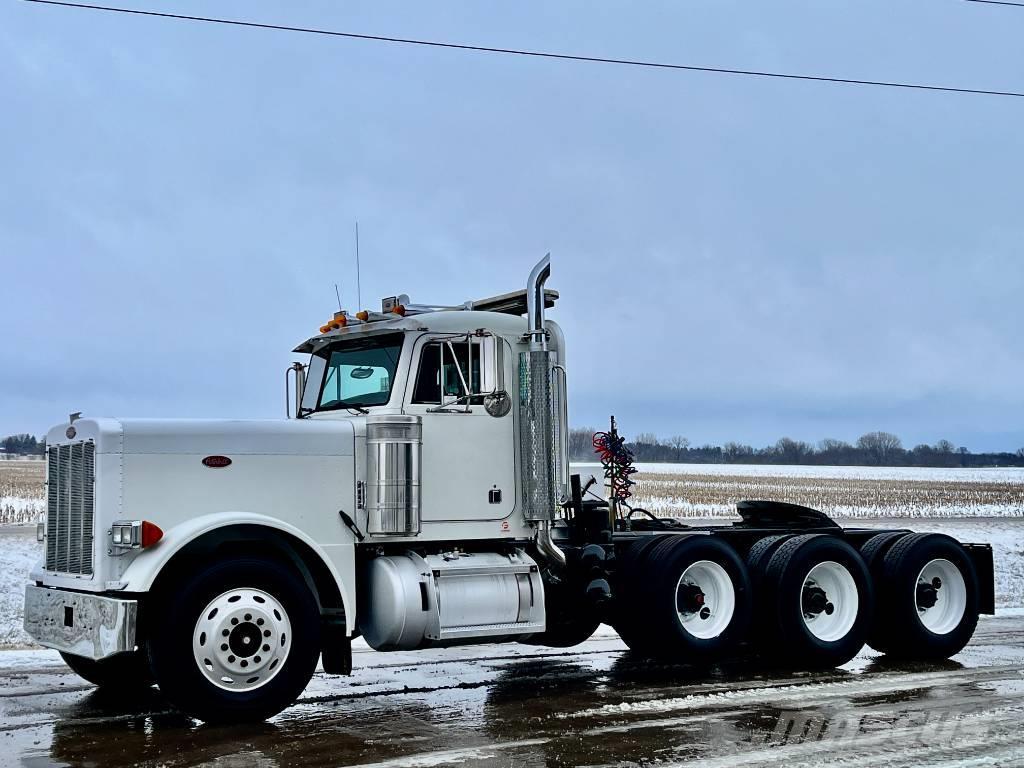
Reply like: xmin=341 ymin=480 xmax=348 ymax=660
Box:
xmin=119 ymin=511 xmax=356 ymax=632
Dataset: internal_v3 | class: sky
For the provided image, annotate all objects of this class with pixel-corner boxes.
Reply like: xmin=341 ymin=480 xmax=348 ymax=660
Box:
xmin=1 ymin=0 xmax=1022 ymax=452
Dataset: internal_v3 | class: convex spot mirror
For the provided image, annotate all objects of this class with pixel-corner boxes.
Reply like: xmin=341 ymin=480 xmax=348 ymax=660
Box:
xmin=484 ymin=391 xmax=511 ymax=417
xmin=350 ymin=367 xmax=375 ymax=380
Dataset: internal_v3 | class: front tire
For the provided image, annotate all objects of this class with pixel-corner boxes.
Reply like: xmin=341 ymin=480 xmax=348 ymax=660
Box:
xmin=60 ymin=650 xmax=154 ymax=690
xmin=148 ymin=558 xmax=321 ymax=723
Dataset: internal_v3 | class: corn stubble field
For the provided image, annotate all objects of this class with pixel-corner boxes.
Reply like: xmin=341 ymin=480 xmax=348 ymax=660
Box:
xmin=577 ymin=463 xmax=1024 ymax=518
xmin=631 ymin=471 xmax=1024 ymax=518
xmin=0 ymin=460 xmax=45 ymax=525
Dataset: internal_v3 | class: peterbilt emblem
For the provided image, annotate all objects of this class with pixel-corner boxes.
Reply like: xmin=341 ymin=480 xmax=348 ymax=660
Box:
xmin=65 ymin=426 xmax=76 ymax=440
xmin=202 ymin=455 xmax=232 ymax=468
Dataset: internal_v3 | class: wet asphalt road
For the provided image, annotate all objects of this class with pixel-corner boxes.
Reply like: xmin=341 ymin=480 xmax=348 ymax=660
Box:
xmin=3 ymin=614 xmax=1024 ymax=768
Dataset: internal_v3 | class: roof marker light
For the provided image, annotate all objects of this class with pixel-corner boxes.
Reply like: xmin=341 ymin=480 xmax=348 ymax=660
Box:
xmin=356 ymin=310 xmax=369 ymax=321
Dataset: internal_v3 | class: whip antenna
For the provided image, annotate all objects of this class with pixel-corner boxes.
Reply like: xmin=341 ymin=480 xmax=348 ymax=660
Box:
xmin=355 ymin=221 xmax=362 ymax=310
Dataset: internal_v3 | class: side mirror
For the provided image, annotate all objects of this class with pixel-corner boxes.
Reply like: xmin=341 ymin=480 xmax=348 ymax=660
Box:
xmin=285 ymin=362 xmax=306 ymax=418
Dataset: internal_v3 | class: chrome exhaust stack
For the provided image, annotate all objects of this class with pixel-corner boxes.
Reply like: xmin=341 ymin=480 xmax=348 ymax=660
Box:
xmin=526 ymin=254 xmax=551 ymax=352
xmin=520 ymin=254 xmax=566 ymax=568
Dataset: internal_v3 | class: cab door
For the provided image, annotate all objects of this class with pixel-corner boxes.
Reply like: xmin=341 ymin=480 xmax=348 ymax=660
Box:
xmin=402 ymin=333 xmax=517 ymax=523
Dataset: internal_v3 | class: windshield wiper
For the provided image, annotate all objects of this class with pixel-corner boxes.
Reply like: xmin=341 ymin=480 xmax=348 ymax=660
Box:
xmin=344 ymin=404 xmax=370 ymax=415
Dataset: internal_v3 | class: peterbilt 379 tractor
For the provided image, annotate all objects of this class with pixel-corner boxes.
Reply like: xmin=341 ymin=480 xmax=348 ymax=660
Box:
xmin=23 ymin=256 xmax=995 ymax=722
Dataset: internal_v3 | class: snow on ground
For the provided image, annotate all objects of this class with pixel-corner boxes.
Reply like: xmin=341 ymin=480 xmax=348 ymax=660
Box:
xmin=0 ymin=532 xmax=41 ymax=647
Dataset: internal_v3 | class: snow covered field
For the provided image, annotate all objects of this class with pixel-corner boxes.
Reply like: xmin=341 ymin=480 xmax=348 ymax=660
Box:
xmin=574 ymin=462 xmax=1024 ymax=518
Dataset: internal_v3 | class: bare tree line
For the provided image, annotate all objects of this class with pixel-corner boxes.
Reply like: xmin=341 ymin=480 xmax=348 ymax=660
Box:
xmin=569 ymin=428 xmax=1024 ymax=468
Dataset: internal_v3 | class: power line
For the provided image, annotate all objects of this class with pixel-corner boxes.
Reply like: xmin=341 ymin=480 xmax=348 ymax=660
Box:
xmin=23 ymin=0 xmax=1024 ymax=99
xmin=964 ymin=0 xmax=1024 ymax=7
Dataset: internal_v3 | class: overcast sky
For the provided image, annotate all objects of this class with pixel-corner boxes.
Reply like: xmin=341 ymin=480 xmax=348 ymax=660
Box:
xmin=2 ymin=0 xmax=1022 ymax=451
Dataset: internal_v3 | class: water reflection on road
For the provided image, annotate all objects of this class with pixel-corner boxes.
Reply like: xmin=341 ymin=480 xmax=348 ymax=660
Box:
xmin=7 ymin=615 xmax=1024 ymax=767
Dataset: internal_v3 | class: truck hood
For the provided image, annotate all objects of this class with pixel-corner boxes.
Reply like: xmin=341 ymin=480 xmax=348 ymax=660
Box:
xmin=47 ymin=417 xmax=355 ymax=456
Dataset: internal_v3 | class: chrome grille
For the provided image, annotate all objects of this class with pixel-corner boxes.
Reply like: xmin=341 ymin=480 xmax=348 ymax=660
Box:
xmin=45 ymin=441 xmax=96 ymax=575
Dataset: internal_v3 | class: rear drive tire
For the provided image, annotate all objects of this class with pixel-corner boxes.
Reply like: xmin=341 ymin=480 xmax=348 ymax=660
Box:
xmin=746 ymin=534 xmax=792 ymax=582
xmin=613 ymin=535 xmax=670 ymax=648
xmin=619 ymin=536 xmax=752 ymax=661
xmin=148 ymin=558 xmax=321 ymax=723
xmin=761 ymin=534 xmax=873 ymax=669
xmin=60 ymin=649 xmax=154 ymax=690
xmin=859 ymin=531 xmax=910 ymax=654
xmin=870 ymin=533 xmax=979 ymax=660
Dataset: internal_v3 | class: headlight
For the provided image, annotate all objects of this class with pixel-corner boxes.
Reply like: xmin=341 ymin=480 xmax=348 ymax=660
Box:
xmin=111 ymin=522 xmax=138 ymax=548
xmin=110 ymin=521 xmax=162 ymax=550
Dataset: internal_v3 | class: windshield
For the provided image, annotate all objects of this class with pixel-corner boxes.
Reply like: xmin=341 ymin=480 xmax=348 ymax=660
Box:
xmin=301 ymin=334 xmax=403 ymax=413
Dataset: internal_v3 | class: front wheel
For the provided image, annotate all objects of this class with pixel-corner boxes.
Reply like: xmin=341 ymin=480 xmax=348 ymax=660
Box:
xmin=147 ymin=558 xmax=321 ymax=723
xmin=60 ymin=649 xmax=154 ymax=690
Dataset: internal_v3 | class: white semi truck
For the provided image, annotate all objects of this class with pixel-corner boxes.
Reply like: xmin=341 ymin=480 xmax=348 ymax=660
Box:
xmin=23 ymin=257 xmax=995 ymax=723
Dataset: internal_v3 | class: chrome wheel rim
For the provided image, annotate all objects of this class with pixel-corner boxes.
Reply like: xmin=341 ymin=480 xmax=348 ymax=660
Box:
xmin=192 ymin=588 xmax=291 ymax=692
xmin=801 ymin=560 xmax=859 ymax=642
xmin=916 ymin=558 xmax=967 ymax=635
xmin=675 ymin=559 xmax=736 ymax=639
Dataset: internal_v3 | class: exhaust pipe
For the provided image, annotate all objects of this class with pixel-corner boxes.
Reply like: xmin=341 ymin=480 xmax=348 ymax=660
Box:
xmin=536 ymin=520 xmax=566 ymax=568
xmin=521 ymin=254 xmax=565 ymax=568
xmin=526 ymin=253 xmax=551 ymax=352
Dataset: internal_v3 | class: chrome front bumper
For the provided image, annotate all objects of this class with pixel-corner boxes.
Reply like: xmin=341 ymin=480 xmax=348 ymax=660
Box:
xmin=23 ymin=585 xmax=137 ymax=660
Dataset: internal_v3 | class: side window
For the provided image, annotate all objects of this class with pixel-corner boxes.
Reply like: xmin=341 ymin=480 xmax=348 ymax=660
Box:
xmin=412 ymin=340 xmax=484 ymax=405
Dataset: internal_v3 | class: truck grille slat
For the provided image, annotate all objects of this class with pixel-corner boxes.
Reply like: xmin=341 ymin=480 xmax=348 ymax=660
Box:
xmin=45 ymin=441 xmax=95 ymax=575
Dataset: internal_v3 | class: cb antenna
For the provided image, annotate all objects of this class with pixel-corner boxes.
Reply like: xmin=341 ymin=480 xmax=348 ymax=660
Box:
xmin=334 ymin=283 xmax=342 ymax=312
xmin=354 ymin=221 xmax=362 ymax=310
